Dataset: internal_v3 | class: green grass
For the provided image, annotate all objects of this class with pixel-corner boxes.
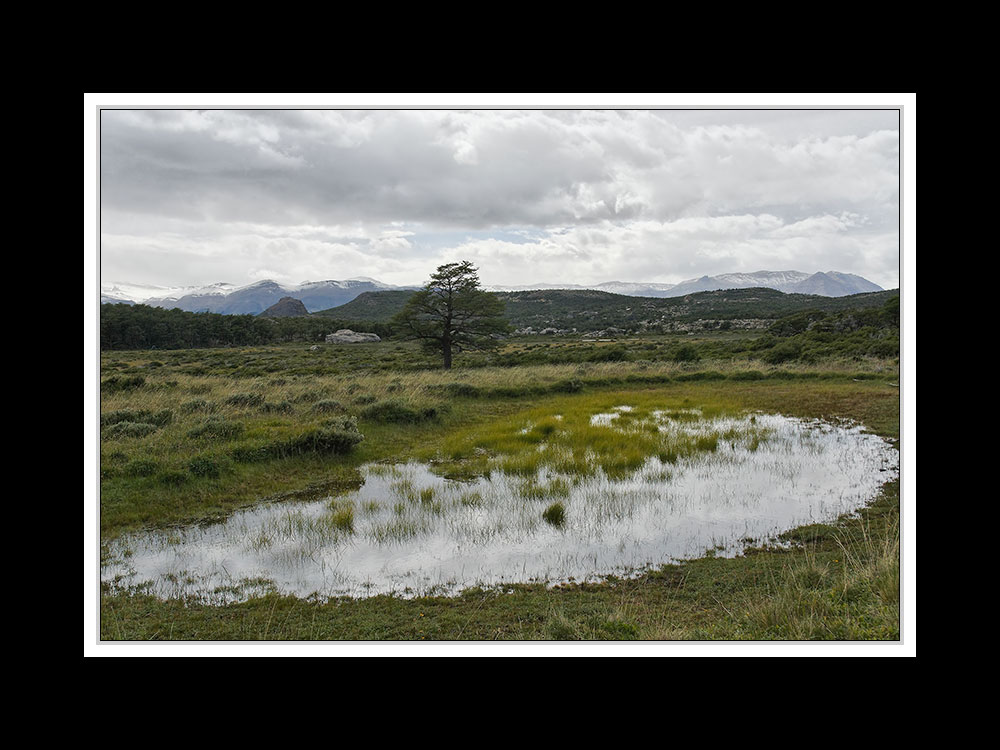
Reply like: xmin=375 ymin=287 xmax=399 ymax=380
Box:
xmin=542 ymin=501 xmax=567 ymax=527
xmin=98 ymin=335 xmax=901 ymax=642
xmin=99 ymin=481 xmax=900 ymax=641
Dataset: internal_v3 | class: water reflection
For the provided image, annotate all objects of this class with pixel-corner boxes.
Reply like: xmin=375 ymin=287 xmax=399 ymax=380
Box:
xmin=102 ymin=413 xmax=898 ymax=603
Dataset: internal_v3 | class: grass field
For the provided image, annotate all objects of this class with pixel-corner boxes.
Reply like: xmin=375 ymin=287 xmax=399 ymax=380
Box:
xmin=92 ymin=335 xmax=905 ymax=645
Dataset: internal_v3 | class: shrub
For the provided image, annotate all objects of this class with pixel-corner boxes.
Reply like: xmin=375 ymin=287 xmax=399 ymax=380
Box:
xmin=224 ymin=392 xmax=265 ymax=408
xmin=230 ymin=446 xmax=271 ymax=464
xmin=273 ymin=423 xmax=364 ymax=457
xmin=101 ymin=409 xmax=173 ymax=427
xmin=159 ymin=470 xmax=188 ymax=486
xmin=674 ymin=371 xmax=726 ymax=382
xmin=550 ymin=379 xmax=583 ymax=394
xmin=749 ymin=335 xmax=777 ymax=351
xmin=443 ymin=382 xmax=481 ymax=398
xmin=671 ymin=344 xmax=701 ymax=363
xmin=260 ymin=400 xmax=294 ymax=414
xmin=188 ymin=456 xmax=221 ymax=478
xmin=232 ymin=418 xmax=364 ymax=463
xmin=311 ymin=399 xmax=345 ymax=414
xmin=102 ymin=421 xmax=160 ymax=439
xmin=588 ymin=346 xmax=629 ymax=363
xmin=763 ymin=340 xmax=803 ymax=364
xmin=187 ymin=418 xmax=245 ymax=440
xmin=101 ymin=375 xmax=146 ymax=393
xmin=124 ymin=459 xmax=158 ymax=477
xmin=360 ymin=400 xmax=439 ymax=424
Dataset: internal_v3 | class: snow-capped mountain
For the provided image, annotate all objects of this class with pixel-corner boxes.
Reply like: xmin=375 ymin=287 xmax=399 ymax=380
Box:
xmin=100 ymin=281 xmax=231 ymax=306
xmin=128 ymin=278 xmax=417 ymax=314
xmin=102 ymin=270 xmax=886 ymax=314
xmin=487 ymin=271 xmax=883 ymax=298
xmin=592 ymin=281 xmax=680 ymax=296
xmin=482 ymin=281 xmax=681 ymax=295
xmin=788 ymin=271 xmax=884 ymax=297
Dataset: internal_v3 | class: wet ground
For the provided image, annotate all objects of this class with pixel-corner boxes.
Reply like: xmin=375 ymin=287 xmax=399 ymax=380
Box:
xmin=102 ymin=412 xmax=899 ymax=603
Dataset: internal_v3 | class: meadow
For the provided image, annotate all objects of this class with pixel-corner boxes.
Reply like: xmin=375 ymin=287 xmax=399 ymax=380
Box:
xmin=97 ymin=332 xmax=901 ymax=641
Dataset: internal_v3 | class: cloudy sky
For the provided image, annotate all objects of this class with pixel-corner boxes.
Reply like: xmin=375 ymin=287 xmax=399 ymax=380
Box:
xmin=97 ymin=101 xmax=902 ymax=292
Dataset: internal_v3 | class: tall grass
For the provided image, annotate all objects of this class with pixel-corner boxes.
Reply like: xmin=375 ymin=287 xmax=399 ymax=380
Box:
xmin=425 ymin=392 xmax=765 ymax=482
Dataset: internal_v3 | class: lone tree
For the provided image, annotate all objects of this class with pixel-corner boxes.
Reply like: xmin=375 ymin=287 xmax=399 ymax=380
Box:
xmin=392 ymin=261 xmax=508 ymax=369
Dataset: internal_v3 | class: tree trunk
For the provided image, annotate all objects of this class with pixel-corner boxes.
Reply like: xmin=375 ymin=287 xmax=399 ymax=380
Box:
xmin=442 ymin=337 xmax=453 ymax=369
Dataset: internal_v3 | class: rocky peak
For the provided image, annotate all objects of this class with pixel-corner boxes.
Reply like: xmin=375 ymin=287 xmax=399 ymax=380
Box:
xmin=259 ymin=296 xmax=309 ymax=317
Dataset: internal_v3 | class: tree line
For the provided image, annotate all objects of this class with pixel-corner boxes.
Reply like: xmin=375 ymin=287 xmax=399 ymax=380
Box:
xmin=100 ymin=304 xmax=392 ymax=350
xmin=101 ymin=262 xmax=509 ymax=368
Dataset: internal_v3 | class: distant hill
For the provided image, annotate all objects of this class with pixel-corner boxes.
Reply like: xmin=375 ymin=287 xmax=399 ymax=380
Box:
xmin=142 ymin=278 xmax=419 ymax=315
xmin=101 ymin=295 xmax=134 ymax=306
xmin=663 ymin=270 xmax=882 ymax=298
xmin=107 ymin=269 xmax=884 ymax=313
xmin=317 ymin=286 xmax=899 ymax=334
xmin=259 ymin=296 xmax=309 ymax=317
xmin=315 ymin=290 xmax=416 ymax=320
xmin=485 ymin=270 xmax=884 ymax=298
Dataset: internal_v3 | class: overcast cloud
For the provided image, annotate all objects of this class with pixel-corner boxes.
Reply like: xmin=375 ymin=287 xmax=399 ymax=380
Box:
xmin=99 ymin=107 xmax=901 ymax=291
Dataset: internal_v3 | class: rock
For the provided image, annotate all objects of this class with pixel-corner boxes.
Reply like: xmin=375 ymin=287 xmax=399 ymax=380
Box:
xmin=325 ymin=329 xmax=381 ymax=344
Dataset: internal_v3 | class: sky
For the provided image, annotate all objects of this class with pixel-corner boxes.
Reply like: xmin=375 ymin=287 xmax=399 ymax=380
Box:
xmin=96 ymin=98 xmax=903 ymax=293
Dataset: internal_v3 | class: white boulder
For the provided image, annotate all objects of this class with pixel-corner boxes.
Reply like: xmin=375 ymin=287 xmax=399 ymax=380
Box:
xmin=325 ymin=329 xmax=382 ymax=344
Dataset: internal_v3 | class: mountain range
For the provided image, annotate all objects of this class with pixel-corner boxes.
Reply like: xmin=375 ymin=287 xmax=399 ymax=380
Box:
xmin=100 ymin=270 xmax=885 ymax=314
xmin=100 ymin=278 xmax=417 ymax=315
xmin=484 ymin=271 xmax=882 ymax=298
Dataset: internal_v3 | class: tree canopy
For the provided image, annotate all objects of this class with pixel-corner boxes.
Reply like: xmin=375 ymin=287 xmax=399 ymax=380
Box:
xmin=99 ymin=303 xmax=389 ymax=350
xmin=391 ymin=261 xmax=509 ymax=369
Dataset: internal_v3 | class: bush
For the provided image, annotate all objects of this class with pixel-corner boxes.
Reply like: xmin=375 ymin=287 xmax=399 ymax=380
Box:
xmin=311 ymin=399 xmax=345 ymax=414
xmin=101 ymin=409 xmax=173 ymax=427
xmin=159 ymin=470 xmax=188 ymax=486
xmin=588 ymin=346 xmax=629 ymax=363
xmin=674 ymin=371 xmax=726 ymax=382
xmin=277 ymin=426 xmax=363 ymax=457
xmin=442 ymin=382 xmax=481 ymax=398
xmin=360 ymin=400 xmax=439 ymax=424
xmin=188 ymin=456 xmax=221 ymax=478
xmin=671 ymin=344 xmax=701 ymax=363
xmin=181 ymin=399 xmax=215 ymax=413
xmin=230 ymin=446 xmax=271 ymax=464
xmin=763 ymin=340 xmax=803 ymax=364
xmin=187 ymin=418 xmax=245 ymax=439
xmin=260 ymin=400 xmax=294 ymax=414
xmin=550 ymin=379 xmax=583 ymax=394
xmin=100 ymin=375 xmax=146 ymax=393
xmin=102 ymin=421 xmax=160 ymax=439
xmin=224 ymin=392 xmax=265 ymax=408
xmin=124 ymin=459 xmax=158 ymax=477
xmin=233 ymin=418 xmax=364 ymax=462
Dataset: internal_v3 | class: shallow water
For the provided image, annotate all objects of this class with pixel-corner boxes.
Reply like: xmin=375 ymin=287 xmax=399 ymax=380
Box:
xmin=101 ymin=413 xmax=898 ymax=603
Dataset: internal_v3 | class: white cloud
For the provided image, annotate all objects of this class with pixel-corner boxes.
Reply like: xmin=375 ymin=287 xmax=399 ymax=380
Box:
xmin=99 ymin=108 xmax=901 ymax=290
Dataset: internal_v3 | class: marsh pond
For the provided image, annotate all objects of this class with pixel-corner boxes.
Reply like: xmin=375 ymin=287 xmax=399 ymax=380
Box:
xmin=101 ymin=410 xmax=899 ymax=603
